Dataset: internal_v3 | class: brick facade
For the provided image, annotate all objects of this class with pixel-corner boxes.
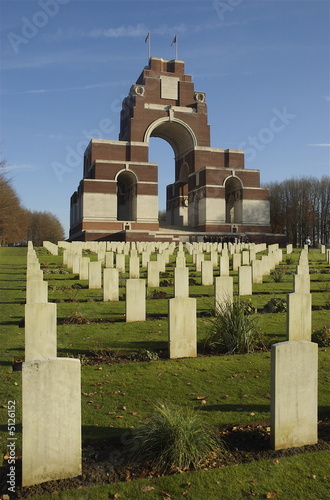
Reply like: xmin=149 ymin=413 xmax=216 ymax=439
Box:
xmin=70 ymin=57 xmax=271 ymax=241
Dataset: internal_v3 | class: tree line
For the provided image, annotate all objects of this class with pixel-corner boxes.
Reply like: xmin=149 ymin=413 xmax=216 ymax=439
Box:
xmin=266 ymin=176 xmax=330 ymax=246
xmin=0 ymin=162 xmax=64 ymax=246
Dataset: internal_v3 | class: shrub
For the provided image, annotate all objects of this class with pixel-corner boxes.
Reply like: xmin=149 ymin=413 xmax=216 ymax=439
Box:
xmin=205 ymin=300 xmax=265 ymax=354
xmin=312 ymin=325 xmax=330 ymax=347
xmin=130 ymin=403 xmax=221 ymax=471
xmin=147 ymin=289 xmax=167 ymax=299
xmin=263 ymin=297 xmax=287 ymax=313
xmin=270 ymin=267 xmax=287 ymax=282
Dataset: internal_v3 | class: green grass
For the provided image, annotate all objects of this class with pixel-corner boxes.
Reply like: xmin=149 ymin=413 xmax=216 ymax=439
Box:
xmin=26 ymin=451 xmax=330 ymax=500
xmin=0 ymin=246 xmax=329 ymax=498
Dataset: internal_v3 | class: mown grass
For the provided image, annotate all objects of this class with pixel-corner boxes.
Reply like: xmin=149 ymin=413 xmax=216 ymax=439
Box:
xmin=27 ymin=451 xmax=330 ymax=500
xmin=0 ymin=246 xmax=329 ymax=499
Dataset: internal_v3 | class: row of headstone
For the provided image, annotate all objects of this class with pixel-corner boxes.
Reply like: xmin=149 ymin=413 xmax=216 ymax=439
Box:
xmin=286 ymin=249 xmax=311 ymax=341
xmin=23 ymin=243 xmax=81 ymax=487
xmin=42 ymin=241 xmax=58 ymax=255
xmin=47 ymin=240 xmax=319 ymax=453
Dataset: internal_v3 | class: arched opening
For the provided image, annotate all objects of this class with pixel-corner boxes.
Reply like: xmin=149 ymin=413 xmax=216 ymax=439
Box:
xmin=146 ymin=118 xmax=196 ymax=228
xmin=225 ymin=176 xmax=243 ymax=224
xmin=116 ymin=170 xmax=137 ymax=221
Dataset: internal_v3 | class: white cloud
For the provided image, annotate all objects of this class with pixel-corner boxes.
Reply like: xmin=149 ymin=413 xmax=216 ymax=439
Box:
xmin=1 ymin=80 xmax=130 ymax=96
xmin=46 ymin=23 xmax=186 ymax=41
xmin=3 ymin=164 xmax=37 ymax=173
xmin=307 ymin=143 xmax=330 ymax=147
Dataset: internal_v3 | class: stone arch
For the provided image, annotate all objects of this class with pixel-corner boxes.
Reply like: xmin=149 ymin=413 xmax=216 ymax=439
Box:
xmin=115 ymin=170 xmax=138 ymax=221
xmin=224 ymin=176 xmax=243 ymax=224
xmin=144 ymin=117 xmax=197 ymax=159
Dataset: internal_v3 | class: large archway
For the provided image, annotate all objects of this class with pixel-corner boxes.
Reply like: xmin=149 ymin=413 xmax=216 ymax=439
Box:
xmin=116 ymin=170 xmax=137 ymax=222
xmin=225 ymin=176 xmax=243 ymax=224
xmin=146 ymin=118 xmax=195 ymax=227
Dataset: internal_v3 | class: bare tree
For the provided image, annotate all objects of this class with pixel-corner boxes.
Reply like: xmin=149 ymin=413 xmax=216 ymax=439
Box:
xmin=0 ymin=173 xmax=28 ymax=245
xmin=266 ymin=176 xmax=330 ymax=246
xmin=27 ymin=211 xmax=65 ymax=246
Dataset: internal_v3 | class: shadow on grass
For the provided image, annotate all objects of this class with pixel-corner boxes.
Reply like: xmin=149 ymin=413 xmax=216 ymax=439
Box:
xmin=197 ymin=404 xmax=270 ymax=413
xmin=0 ymin=318 xmax=23 ymax=326
xmin=82 ymin=425 xmax=133 ymax=444
xmin=58 ymin=341 xmax=168 ymax=356
xmin=0 ymin=423 xmax=22 ymax=434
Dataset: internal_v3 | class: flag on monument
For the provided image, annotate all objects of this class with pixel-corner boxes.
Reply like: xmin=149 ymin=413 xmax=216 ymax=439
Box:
xmin=171 ymin=35 xmax=177 ymax=46
xmin=145 ymin=32 xmax=150 ymax=43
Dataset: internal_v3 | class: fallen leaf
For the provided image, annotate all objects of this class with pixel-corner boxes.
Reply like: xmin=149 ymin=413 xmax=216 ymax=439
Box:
xmin=272 ymin=459 xmax=280 ymax=465
xmin=141 ymin=485 xmax=155 ymax=492
xmin=160 ymin=491 xmax=171 ymax=498
xmin=114 ymin=494 xmax=121 ymax=499
xmin=250 ymin=412 xmax=255 ymax=416
xmin=308 ymin=474 xmax=317 ymax=479
xmin=242 ymin=394 xmax=249 ymax=398
xmin=200 ymin=400 xmax=207 ymax=405
xmin=266 ymin=492 xmax=277 ymax=498
xmin=196 ymin=396 xmax=207 ymax=400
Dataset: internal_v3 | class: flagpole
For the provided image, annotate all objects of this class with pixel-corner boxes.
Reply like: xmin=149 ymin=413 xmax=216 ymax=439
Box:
xmin=176 ymin=35 xmax=178 ymax=60
xmin=148 ymin=32 xmax=151 ymax=60
xmin=145 ymin=32 xmax=151 ymax=62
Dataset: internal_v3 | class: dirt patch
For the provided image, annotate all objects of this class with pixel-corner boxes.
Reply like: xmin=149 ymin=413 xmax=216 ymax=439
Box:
xmin=2 ymin=419 xmax=329 ymax=499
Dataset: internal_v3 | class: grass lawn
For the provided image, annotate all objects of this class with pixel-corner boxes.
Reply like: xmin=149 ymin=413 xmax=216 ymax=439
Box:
xmin=0 ymin=246 xmax=329 ymax=499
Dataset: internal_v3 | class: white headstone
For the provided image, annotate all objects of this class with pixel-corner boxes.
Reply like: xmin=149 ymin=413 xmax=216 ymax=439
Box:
xmin=270 ymin=341 xmax=317 ymax=450
xmin=22 ymin=358 xmax=81 ymax=486
xmin=168 ymin=298 xmax=197 ymax=359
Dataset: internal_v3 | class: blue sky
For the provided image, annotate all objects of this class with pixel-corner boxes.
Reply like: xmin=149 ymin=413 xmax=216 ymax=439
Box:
xmin=1 ymin=0 xmax=329 ymax=237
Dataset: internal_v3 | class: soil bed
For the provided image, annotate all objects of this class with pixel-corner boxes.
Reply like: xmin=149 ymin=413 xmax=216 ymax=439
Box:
xmin=2 ymin=419 xmax=329 ymax=499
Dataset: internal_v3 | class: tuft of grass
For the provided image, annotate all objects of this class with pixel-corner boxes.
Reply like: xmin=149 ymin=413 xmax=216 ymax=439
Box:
xmin=130 ymin=402 xmax=221 ymax=471
xmin=205 ymin=299 xmax=265 ymax=354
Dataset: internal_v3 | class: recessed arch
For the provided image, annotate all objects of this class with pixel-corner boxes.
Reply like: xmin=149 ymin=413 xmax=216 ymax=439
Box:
xmin=225 ymin=175 xmax=243 ymax=224
xmin=116 ymin=170 xmax=137 ymax=221
xmin=144 ymin=117 xmax=197 ymax=158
